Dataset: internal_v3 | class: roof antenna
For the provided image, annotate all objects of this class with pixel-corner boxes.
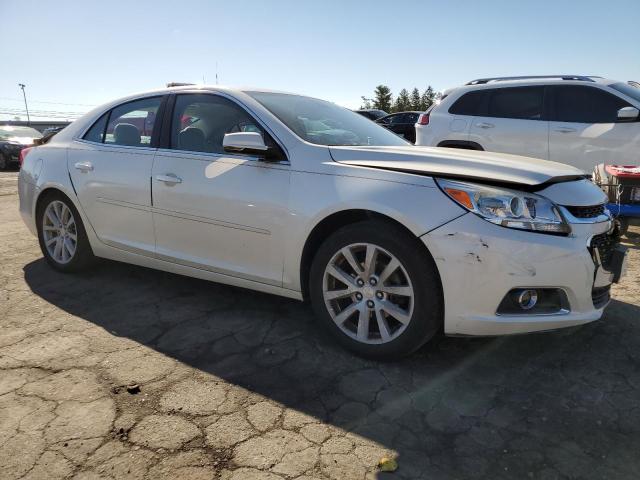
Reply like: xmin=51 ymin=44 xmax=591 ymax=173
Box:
xmin=216 ymin=62 xmax=219 ymax=85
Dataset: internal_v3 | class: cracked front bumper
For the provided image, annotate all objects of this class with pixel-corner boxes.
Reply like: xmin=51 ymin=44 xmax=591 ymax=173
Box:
xmin=422 ymin=213 xmax=615 ymax=336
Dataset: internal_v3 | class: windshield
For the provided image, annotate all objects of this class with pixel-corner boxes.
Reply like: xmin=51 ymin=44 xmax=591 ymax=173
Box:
xmin=610 ymin=82 xmax=640 ymax=103
xmin=246 ymin=92 xmax=409 ymax=147
xmin=0 ymin=126 xmax=43 ymax=141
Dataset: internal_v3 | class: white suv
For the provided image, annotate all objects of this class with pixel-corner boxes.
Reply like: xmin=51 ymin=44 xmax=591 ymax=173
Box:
xmin=415 ymin=76 xmax=640 ymax=172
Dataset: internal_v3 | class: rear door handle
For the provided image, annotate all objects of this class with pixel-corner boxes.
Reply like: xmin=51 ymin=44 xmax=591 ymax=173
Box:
xmin=554 ymin=127 xmax=577 ymax=133
xmin=476 ymin=122 xmax=494 ymax=129
xmin=74 ymin=161 xmax=93 ymax=172
xmin=155 ymin=173 xmax=182 ymax=185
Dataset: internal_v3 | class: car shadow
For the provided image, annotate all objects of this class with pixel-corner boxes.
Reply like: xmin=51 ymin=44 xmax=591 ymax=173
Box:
xmin=23 ymin=258 xmax=640 ymax=479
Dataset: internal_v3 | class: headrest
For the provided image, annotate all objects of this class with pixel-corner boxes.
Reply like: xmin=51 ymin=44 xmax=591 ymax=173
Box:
xmin=113 ymin=123 xmax=141 ymax=146
xmin=178 ymin=127 xmax=205 ymax=152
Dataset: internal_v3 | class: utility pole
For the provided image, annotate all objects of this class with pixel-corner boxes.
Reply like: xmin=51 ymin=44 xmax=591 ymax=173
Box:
xmin=18 ymin=83 xmax=30 ymax=125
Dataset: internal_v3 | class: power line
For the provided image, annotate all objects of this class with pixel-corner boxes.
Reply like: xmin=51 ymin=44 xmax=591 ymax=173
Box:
xmin=0 ymin=96 xmax=97 ymax=107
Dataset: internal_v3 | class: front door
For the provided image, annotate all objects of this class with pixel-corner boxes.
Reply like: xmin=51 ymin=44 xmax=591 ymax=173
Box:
xmin=151 ymin=93 xmax=290 ymax=286
xmin=67 ymin=96 xmax=163 ymax=254
xmin=548 ymin=85 xmax=640 ymax=173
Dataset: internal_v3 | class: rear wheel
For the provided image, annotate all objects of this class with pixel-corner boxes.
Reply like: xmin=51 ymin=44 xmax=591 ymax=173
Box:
xmin=309 ymin=221 xmax=443 ymax=359
xmin=36 ymin=192 xmax=95 ymax=272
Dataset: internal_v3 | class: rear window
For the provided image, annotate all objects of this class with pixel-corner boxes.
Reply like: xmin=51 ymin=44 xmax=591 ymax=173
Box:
xmin=448 ymin=91 xmax=485 ymax=115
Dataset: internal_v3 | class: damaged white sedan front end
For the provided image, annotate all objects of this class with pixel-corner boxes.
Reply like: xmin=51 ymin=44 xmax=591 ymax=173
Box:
xmin=423 ymin=178 xmax=625 ymax=336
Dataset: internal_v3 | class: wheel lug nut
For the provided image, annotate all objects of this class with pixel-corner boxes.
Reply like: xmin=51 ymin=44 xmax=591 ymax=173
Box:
xmin=356 ymin=278 xmax=365 ymax=287
xmin=366 ymin=300 xmax=375 ymax=309
xmin=376 ymin=292 xmax=383 ymax=299
xmin=355 ymin=292 xmax=363 ymax=301
xmin=369 ymin=277 xmax=377 ymax=286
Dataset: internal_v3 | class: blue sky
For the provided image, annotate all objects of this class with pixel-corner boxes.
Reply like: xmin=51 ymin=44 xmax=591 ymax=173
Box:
xmin=1 ymin=0 xmax=639 ymax=120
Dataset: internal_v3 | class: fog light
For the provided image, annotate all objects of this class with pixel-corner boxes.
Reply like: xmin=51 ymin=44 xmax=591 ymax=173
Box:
xmin=496 ymin=288 xmax=570 ymax=316
xmin=516 ymin=289 xmax=538 ymax=310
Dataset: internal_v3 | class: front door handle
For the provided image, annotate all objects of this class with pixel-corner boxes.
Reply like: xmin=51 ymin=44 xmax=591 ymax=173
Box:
xmin=155 ymin=173 xmax=182 ymax=185
xmin=476 ymin=122 xmax=495 ymax=129
xmin=74 ymin=161 xmax=93 ymax=172
xmin=554 ymin=127 xmax=577 ymax=133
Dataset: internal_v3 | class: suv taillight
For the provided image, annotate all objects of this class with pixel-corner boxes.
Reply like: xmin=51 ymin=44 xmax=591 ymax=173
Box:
xmin=19 ymin=147 xmax=33 ymax=168
xmin=417 ymin=113 xmax=430 ymax=125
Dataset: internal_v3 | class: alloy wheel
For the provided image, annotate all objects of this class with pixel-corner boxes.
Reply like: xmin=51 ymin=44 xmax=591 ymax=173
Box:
xmin=42 ymin=200 xmax=77 ymax=264
xmin=322 ymin=242 xmax=414 ymax=344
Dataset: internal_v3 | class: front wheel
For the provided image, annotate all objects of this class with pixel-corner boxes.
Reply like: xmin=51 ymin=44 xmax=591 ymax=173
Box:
xmin=309 ymin=221 xmax=443 ymax=360
xmin=36 ymin=191 xmax=95 ymax=272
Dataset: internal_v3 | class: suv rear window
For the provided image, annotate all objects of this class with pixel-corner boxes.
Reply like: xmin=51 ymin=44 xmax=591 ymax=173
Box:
xmin=448 ymin=91 xmax=485 ymax=115
xmin=487 ymin=87 xmax=544 ymax=120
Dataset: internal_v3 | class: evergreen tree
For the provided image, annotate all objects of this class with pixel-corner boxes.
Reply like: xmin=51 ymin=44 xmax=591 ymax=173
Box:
xmin=410 ymin=88 xmax=421 ymax=110
xmin=360 ymin=96 xmax=373 ymax=109
xmin=394 ymin=88 xmax=410 ymax=112
xmin=420 ymin=86 xmax=436 ymax=111
xmin=373 ymin=85 xmax=393 ymax=113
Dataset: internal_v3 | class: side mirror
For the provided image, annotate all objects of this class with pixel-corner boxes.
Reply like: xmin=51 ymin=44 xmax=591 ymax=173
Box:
xmin=223 ymin=132 xmax=270 ymax=157
xmin=617 ymin=106 xmax=639 ymax=122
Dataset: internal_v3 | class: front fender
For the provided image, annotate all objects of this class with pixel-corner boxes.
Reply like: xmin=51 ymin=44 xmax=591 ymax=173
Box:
xmin=282 ymin=170 xmax=464 ymax=291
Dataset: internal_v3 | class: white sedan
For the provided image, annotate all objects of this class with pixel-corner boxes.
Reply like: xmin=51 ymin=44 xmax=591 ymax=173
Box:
xmin=18 ymin=86 xmax=627 ymax=359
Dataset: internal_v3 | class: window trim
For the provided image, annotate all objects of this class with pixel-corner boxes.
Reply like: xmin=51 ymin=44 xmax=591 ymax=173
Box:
xmin=548 ymin=84 xmax=633 ymax=124
xmin=160 ymin=91 xmax=289 ymax=163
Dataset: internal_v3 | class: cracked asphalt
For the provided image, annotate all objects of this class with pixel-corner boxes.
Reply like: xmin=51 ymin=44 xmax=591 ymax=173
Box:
xmin=2 ymin=170 xmax=640 ymax=479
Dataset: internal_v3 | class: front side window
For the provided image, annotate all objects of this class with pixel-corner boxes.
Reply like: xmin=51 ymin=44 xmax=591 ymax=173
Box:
xmin=247 ymin=92 xmax=409 ymax=147
xmin=170 ymin=94 xmax=262 ymax=154
xmin=487 ymin=87 xmax=544 ymax=120
xmin=610 ymin=82 xmax=640 ymax=103
xmin=554 ymin=86 xmax=630 ymax=123
xmin=104 ymin=97 xmax=162 ymax=147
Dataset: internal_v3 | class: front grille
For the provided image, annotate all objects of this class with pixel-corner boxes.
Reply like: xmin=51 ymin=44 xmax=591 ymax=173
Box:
xmin=592 ymin=285 xmax=611 ymax=309
xmin=590 ymin=232 xmax=617 ymax=270
xmin=565 ymin=204 xmax=605 ymax=218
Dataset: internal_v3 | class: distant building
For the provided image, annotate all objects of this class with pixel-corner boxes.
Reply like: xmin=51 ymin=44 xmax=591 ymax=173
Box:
xmin=1 ymin=120 xmax=72 ymax=133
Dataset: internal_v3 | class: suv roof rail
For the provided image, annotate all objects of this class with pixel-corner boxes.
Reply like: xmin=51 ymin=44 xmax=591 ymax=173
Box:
xmin=166 ymin=82 xmax=196 ymax=88
xmin=465 ymin=75 xmax=597 ymax=85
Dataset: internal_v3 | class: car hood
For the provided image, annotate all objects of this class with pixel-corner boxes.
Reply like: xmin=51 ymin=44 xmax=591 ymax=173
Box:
xmin=329 ymin=145 xmax=587 ymax=189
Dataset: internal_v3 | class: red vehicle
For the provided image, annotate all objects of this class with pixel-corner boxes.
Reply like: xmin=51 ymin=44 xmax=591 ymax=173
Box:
xmin=594 ymin=164 xmax=640 ymax=235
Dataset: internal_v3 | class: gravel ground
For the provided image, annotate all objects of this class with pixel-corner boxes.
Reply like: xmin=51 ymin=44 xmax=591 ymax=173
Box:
xmin=1 ymin=170 xmax=640 ymax=479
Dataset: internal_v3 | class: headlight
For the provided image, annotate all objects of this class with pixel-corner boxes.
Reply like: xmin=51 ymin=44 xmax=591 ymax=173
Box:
xmin=436 ymin=178 xmax=571 ymax=235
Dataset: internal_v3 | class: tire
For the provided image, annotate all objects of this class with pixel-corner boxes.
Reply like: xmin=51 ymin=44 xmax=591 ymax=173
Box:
xmin=618 ymin=218 xmax=629 ymax=237
xmin=309 ymin=220 xmax=443 ymax=360
xmin=0 ymin=153 xmax=7 ymax=170
xmin=36 ymin=191 xmax=96 ymax=272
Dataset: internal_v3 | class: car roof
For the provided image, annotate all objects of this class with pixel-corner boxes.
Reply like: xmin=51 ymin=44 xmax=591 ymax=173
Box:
xmin=444 ymin=76 xmax=619 ymax=95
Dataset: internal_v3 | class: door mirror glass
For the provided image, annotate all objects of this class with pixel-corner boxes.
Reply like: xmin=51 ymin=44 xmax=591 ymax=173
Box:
xmin=223 ymin=132 xmax=270 ymax=156
xmin=617 ymin=106 xmax=639 ymax=122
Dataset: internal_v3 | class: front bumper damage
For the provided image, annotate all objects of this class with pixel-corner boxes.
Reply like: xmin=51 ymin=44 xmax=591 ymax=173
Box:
xmin=421 ymin=212 xmax=626 ymax=336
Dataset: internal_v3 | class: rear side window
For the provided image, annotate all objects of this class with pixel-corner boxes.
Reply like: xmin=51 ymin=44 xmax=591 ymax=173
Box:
xmin=83 ymin=113 xmax=108 ymax=143
xmin=104 ymin=97 xmax=162 ymax=147
xmin=448 ymin=91 xmax=485 ymax=115
xmin=553 ymin=86 xmax=630 ymax=123
xmin=487 ymin=87 xmax=544 ymax=120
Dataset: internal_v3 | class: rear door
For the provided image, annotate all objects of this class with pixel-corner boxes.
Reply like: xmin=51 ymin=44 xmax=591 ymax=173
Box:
xmin=68 ymin=96 xmax=164 ymax=255
xmin=468 ymin=86 xmax=549 ymax=159
xmin=548 ymin=85 xmax=638 ymax=172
